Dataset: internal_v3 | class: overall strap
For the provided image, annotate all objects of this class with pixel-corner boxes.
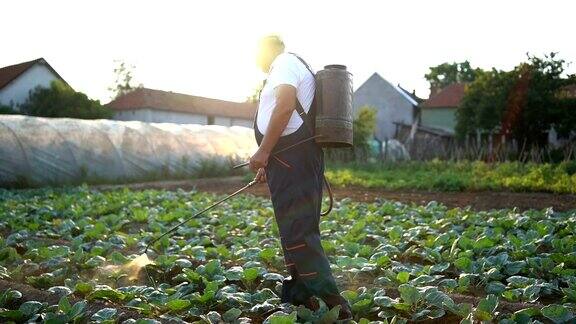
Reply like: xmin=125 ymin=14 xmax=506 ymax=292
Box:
xmin=253 ymin=79 xmax=267 ymax=144
xmin=289 ymin=52 xmax=315 ymax=136
xmin=290 ymin=53 xmax=333 ymax=217
xmin=295 ymin=96 xmax=314 ymax=136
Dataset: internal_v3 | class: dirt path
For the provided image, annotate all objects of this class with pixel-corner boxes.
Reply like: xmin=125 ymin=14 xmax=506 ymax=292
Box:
xmin=96 ymin=176 xmax=576 ymax=212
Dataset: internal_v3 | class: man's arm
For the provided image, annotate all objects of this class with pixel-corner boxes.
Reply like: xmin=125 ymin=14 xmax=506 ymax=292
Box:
xmin=249 ymin=85 xmax=297 ymax=172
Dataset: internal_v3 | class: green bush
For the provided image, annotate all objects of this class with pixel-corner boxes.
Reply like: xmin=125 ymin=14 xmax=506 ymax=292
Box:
xmin=0 ymin=104 xmax=15 ymax=114
xmin=325 ymin=105 xmax=377 ymax=162
xmin=20 ymin=80 xmax=112 ymax=119
xmin=561 ymin=160 xmax=576 ymax=176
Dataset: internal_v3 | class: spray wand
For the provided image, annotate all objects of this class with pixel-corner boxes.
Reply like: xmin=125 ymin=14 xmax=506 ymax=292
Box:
xmin=142 ymin=134 xmax=330 ymax=285
xmin=144 ymin=136 xmax=322 ymax=253
xmin=144 ymin=180 xmax=258 ymax=254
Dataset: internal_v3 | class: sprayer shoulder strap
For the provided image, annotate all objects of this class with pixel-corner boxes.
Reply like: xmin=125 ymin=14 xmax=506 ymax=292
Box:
xmin=289 ymin=52 xmax=315 ymax=135
xmin=289 ymin=53 xmax=333 ymax=217
xmin=295 ymin=96 xmax=314 ymax=135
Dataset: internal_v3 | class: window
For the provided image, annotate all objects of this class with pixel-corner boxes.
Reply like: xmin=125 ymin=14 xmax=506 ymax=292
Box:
xmin=207 ymin=115 xmax=215 ymax=125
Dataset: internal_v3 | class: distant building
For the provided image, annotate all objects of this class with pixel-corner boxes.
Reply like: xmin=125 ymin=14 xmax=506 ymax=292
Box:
xmin=0 ymin=58 xmax=67 ymax=110
xmin=559 ymin=84 xmax=576 ymax=99
xmin=393 ymin=118 xmax=458 ymax=151
xmin=108 ymin=88 xmax=256 ymax=127
xmin=419 ymin=83 xmax=466 ymax=133
xmin=398 ymin=84 xmax=425 ymax=105
xmin=353 ymin=73 xmax=420 ymax=141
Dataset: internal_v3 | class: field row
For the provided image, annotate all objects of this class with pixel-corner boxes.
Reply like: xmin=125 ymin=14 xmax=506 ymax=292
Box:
xmin=0 ymin=187 xmax=575 ymax=323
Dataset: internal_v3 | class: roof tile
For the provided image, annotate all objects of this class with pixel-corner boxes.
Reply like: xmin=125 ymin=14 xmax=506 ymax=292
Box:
xmin=107 ymin=88 xmax=257 ymax=120
xmin=421 ymin=83 xmax=466 ymax=108
xmin=0 ymin=58 xmax=42 ymax=90
xmin=0 ymin=58 xmax=67 ymax=91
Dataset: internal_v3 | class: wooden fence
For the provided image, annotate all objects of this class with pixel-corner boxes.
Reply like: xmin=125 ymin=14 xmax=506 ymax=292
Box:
xmin=395 ymin=124 xmax=575 ymax=162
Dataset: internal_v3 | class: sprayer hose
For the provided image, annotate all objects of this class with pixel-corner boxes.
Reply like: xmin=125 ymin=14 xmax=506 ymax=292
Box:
xmin=321 ymin=175 xmax=334 ymax=216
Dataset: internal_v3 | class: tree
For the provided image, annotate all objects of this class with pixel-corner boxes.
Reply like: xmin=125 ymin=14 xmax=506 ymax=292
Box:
xmin=0 ymin=104 xmax=15 ymax=114
xmin=246 ymin=80 xmax=265 ymax=103
xmin=353 ymin=105 xmax=377 ymax=149
xmin=20 ymin=80 xmax=112 ymax=119
xmin=425 ymin=61 xmax=482 ymax=91
xmin=456 ymin=53 xmax=576 ymax=147
xmin=108 ymin=60 xmax=141 ymax=99
xmin=456 ymin=69 xmax=515 ymax=137
xmin=517 ymin=53 xmax=575 ymax=146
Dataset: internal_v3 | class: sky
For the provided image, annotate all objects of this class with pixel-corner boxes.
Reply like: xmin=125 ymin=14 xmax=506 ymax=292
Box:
xmin=3 ymin=0 xmax=575 ymax=103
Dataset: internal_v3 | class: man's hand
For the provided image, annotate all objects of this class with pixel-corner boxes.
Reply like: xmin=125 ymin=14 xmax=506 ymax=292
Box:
xmin=254 ymin=168 xmax=267 ymax=183
xmin=249 ymin=148 xmax=270 ymax=172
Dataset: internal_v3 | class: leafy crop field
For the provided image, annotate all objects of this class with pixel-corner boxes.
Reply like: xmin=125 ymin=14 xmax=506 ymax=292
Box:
xmin=0 ymin=187 xmax=575 ymax=323
xmin=325 ymin=161 xmax=576 ymax=194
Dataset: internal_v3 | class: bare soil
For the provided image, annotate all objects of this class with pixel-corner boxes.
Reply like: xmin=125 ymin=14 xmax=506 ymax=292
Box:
xmin=96 ymin=176 xmax=576 ymax=212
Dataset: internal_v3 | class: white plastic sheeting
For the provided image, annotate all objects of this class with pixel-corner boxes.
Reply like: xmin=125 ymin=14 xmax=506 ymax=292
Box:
xmin=0 ymin=115 xmax=257 ymax=187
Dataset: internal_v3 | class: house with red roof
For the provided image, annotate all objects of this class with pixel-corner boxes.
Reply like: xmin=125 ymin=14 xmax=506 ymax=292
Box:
xmin=353 ymin=73 xmax=421 ymax=141
xmin=419 ymin=83 xmax=466 ymax=133
xmin=0 ymin=58 xmax=67 ymax=110
xmin=107 ymin=87 xmax=256 ymax=127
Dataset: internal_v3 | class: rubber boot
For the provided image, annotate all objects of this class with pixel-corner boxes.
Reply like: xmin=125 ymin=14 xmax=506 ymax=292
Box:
xmin=302 ymin=296 xmax=320 ymax=311
xmin=321 ymin=294 xmax=353 ymax=321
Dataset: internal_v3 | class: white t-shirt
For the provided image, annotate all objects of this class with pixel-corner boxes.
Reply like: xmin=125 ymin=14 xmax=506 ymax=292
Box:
xmin=256 ymin=52 xmax=315 ymax=136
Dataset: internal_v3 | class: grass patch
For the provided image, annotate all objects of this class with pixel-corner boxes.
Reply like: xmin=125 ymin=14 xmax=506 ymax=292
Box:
xmin=325 ymin=160 xmax=576 ymax=194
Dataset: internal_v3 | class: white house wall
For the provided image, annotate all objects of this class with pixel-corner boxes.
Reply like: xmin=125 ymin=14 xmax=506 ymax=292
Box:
xmin=113 ymin=108 xmax=252 ymax=127
xmin=114 ymin=109 xmax=206 ymax=124
xmin=215 ymin=116 xmax=232 ymax=126
xmin=216 ymin=117 xmax=252 ymax=127
xmin=0 ymin=64 xmax=60 ymax=109
xmin=353 ymin=74 xmax=415 ymax=141
xmin=231 ymin=118 xmax=252 ymax=128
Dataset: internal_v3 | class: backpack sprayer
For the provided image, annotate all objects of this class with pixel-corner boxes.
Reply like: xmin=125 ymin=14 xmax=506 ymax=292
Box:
xmin=142 ymin=63 xmax=353 ymax=285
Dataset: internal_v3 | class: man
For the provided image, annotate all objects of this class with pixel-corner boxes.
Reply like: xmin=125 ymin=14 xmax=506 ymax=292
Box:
xmin=249 ymin=35 xmax=352 ymax=320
